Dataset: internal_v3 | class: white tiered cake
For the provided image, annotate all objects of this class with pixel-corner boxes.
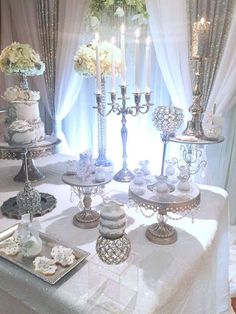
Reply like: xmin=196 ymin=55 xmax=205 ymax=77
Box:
xmin=3 ymin=86 xmax=45 ymax=145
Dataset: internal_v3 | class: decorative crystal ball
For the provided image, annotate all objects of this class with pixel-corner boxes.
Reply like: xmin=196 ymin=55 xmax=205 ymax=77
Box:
xmin=152 ymin=106 xmax=184 ymax=134
xmin=96 ymin=234 xmax=131 ymax=265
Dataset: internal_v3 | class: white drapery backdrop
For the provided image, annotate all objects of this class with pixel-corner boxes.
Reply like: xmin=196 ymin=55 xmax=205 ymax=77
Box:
xmin=205 ymin=4 xmax=236 ymax=223
xmin=146 ymin=0 xmax=192 ymax=115
xmin=146 ymin=0 xmax=193 ymax=166
xmin=54 ymin=0 xmax=87 ymax=150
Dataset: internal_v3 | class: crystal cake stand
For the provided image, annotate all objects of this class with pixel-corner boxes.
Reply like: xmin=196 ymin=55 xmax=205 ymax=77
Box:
xmin=62 ymin=174 xmax=113 ymax=229
xmin=129 ymin=182 xmax=200 ymax=245
xmin=0 ymin=135 xmax=61 ymax=182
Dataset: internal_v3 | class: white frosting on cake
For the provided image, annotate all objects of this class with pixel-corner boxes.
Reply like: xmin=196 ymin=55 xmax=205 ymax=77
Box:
xmin=3 ymin=86 xmax=45 ymax=145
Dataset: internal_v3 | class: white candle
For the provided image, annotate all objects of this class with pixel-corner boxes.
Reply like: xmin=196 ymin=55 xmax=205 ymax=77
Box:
xmin=135 ymin=28 xmax=140 ymax=93
xmin=192 ymin=17 xmax=210 ymax=59
xmin=95 ymin=32 xmax=101 ymax=93
xmin=111 ymin=37 xmax=116 ymax=93
xmin=120 ymin=24 xmax=126 ymax=86
xmin=144 ymin=36 xmax=151 ymax=93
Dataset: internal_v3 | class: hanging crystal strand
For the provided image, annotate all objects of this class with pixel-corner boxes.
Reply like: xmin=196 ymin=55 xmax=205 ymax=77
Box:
xmin=96 ymin=76 xmax=112 ymax=166
xmin=19 ymin=73 xmax=29 ymax=91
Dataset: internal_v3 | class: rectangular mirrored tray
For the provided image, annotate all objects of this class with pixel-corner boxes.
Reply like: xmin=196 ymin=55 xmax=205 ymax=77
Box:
xmin=0 ymin=224 xmax=90 ymax=285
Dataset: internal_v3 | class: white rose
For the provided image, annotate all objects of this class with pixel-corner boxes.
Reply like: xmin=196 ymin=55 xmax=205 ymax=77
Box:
xmin=131 ymin=14 xmax=148 ymax=25
xmin=4 ymin=87 xmax=19 ymax=101
xmin=114 ymin=7 xmax=125 ymax=17
xmin=90 ymin=16 xmax=100 ymax=30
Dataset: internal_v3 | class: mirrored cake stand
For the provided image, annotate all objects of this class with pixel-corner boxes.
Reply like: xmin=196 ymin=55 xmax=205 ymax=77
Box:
xmin=0 ymin=135 xmax=61 ymax=182
xmin=62 ymin=174 xmax=113 ymax=229
xmin=129 ymin=181 xmax=201 ymax=245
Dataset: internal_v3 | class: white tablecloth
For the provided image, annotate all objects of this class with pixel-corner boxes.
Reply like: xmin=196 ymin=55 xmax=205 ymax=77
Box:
xmin=0 ymin=154 xmax=230 ymax=314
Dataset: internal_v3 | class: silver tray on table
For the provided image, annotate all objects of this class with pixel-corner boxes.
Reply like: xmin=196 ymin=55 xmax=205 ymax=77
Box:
xmin=0 ymin=224 xmax=89 ymax=285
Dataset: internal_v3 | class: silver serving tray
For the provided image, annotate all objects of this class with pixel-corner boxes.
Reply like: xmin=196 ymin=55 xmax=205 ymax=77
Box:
xmin=0 ymin=224 xmax=89 ymax=285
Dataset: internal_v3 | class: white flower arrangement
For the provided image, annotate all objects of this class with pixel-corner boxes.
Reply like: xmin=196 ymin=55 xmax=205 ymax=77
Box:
xmin=74 ymin=40 xmax=121 ymax=76
xmin=88 ymin=0 xmax=148 ymax=30
xmin=2 ymin=86 xmax=40 ymax=103
xmin=0 ymin=42 xmax=45 ymax=76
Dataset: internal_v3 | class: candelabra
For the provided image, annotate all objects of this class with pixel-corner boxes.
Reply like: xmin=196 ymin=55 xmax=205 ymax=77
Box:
xmin=173 ymin=144 xmax=207 ymax=176
xmin=183 ymin=58 xmax=205 ymax=138
xmin=94 ymin=86 xmax=153 ymax=182
xmin=169 ymin=17 xmax=223 ymax=176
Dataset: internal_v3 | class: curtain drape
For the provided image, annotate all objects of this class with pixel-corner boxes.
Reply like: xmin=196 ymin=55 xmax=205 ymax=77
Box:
xmin=188 ymin=0 xmax=234 ymax=110
xmin=146 ymin=0 xmax=192 ymax=115
xmin=53 ymin=0 xmax=87 ymax=150
xmin=207 ymin=3 xmax=236 ymax=114
xmin=36 ymin=0 xmax=59 ymax=131
xmin=204 ymin=3 xmax=236 ymax=224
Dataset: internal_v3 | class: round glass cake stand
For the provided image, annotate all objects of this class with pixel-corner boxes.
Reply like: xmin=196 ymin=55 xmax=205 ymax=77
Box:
xmin=0 ymin=136 xmax=61 ymax=182
xmin=129 ymin=182 xmax=201 ymax=245
xmin=62 ymin=174 xmax=113 ymax=229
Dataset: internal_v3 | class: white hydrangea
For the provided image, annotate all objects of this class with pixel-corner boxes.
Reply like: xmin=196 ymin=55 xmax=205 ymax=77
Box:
xmin=0 ymin=42 xmax=45 ymax=76
xmin=74 ymin=41 xmax=121 ymax=77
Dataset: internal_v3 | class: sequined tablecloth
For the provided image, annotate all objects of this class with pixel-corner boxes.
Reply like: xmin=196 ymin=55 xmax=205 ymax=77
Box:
xmin=0 ymin=154 xmax=230 ymax=314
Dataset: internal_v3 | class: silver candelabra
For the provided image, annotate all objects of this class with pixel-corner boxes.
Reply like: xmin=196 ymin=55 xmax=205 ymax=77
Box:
xmin=94 ymin=85 xmax=153 ymax=182
xmin=173 ymin=144 xmax=207 ymax=176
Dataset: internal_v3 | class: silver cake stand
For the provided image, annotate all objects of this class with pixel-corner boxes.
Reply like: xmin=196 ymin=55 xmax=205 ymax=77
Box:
xmin=62 ymin=174 xmax=113 ymax=229
xmin=0 ymin=135 xmax=61 ymax=182
xmin=129 ymin=182 xmax=201 ymax=245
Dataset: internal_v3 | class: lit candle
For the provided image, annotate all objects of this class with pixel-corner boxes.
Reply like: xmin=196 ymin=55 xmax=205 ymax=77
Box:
xmin=135 ymin=28 xmax=140 ymax=93
xmin=144 ymin=36 xmax=151 ymax=93
xmin=95 ymin=32 xmax=101 ymax=93
xmin=111 ymin=37 xmax=116 ymax=93
xmin=192 ymin=17 xmax=210 ymax=59
xmin=120 ymin=24 xmax=126 ymax=86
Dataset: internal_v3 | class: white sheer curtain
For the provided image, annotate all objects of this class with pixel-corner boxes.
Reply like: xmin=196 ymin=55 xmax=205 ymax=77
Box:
xmin=54 ymin=0 xmax=87 ymax=151
xmin=204 ymin=4 xmax=236 ymax=223
xmin=146 ymin=0 xmax=192 ymax=115
xmin=207 ymin=5 xmax=236 ymax=115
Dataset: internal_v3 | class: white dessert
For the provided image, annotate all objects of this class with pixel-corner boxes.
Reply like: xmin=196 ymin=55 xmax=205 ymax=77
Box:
xmin=0 ymin=237 xmax=20 ymax=256
xmin=99 ymin=201 xmax=126 ymax=239
xmin=51 ymin=245 xmax=75 ymax=266
xmin=2 ymin=86 xmax=45 ymax=145
xmin=33 ymin=256 xmax=57 ymax=276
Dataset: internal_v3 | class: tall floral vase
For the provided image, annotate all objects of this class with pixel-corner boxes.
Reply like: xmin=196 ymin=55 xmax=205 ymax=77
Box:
xmin=95 ymin=76 xmax=112 ymax=167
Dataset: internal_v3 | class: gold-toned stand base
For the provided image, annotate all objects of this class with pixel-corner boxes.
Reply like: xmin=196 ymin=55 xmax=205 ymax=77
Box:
xmin=73 ymin=210 xmax=100 ymax=229
xmin=145 ymin=222 xmax=177 ymax=245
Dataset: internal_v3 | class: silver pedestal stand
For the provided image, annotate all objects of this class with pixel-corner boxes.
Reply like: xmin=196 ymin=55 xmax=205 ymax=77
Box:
xmin=94 ymin=86 xmax=153 ymax=182
xmin=62 ymin=174 xmax=113 ymax=229
xmin=128 ymin=105 xmax=201 ymax=245
xmin=0 ymin=136 xmax=61 ymax=182
xmin=129 ymin=183 xmax=200 ymax=245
